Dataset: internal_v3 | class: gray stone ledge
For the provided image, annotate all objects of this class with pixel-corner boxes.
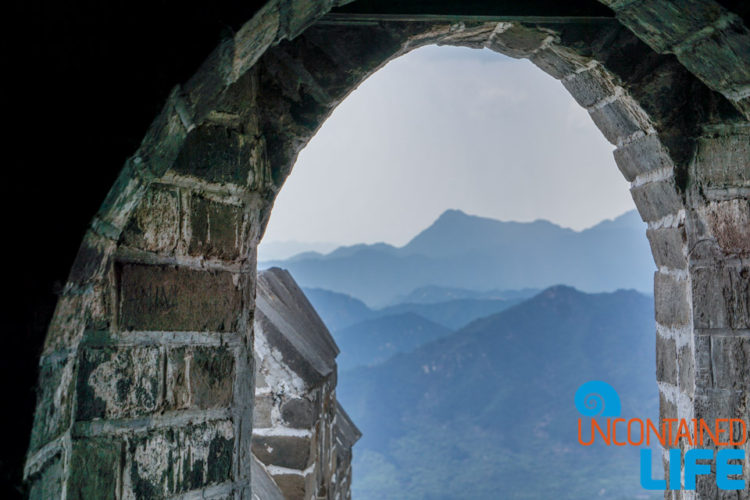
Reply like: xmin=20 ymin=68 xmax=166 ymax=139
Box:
xmin=23 ymin=434 xmax=67 ymax=480
xmin=167 ymin=478 xmax=251 ymax=500
xmin=695 ymin=328 xmax=750 ymax=338
xmin=115 ymin=246 xmax=253 ymax=274
xmin=78 ymin=330 xmax=244 ymax=348
xmin=71 ymin=409 xmax=232 ymax=438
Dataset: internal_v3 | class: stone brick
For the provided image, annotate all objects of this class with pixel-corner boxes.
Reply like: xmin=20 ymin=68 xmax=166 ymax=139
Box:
xmin=68 ymin=232 xmax=116 ymax=286
xmin=231 ymin=2 xmax=280 ymax=82
xmin=272 ymin=472 xmax=307 ymax=500
xmin=678 ymin=343 xmax=695 ymax=396
xmin=692 ymin=264 xmax=750 ymax=330
xmin=253 ymin=434 xmax=311 ymax=469
xmin=562 ymin=64 xmax=619 ymax=109
xmin=42 ymin=293 xmax=87 ymax=355
xmin=67 ymin=437 xmax=120 ymax=500
xmin=708 ymin=336 xmax=750 ymax=392
xmin=695 ymin=334 xmax=714 ymax=390
xmin=171 ymin=123 xmax=253 ymax=185
xmin=615 ymin=0 xmax=725 ymax=53
xmin=438 ymin=22 xmax=496 ymax=49
xmin=118 ymin=264 xmax=242 ymax=332
xmin=487 ymin=23 xmax=549 ymax=59
xmin=28 ymin=452 xmax=64 ymax=500
xmin=654 ymin=272 xmax=691 ymax=327
xmin=121 ymin=184 xmax=180 ymax=254
xmin=589 ymin=98 xmax=652 ymax=145
xmin=187 ymin=194 xmax=243 ymax=261
xmin=694 ymin=388 xmax=746 ymax=422
xmin=529 ymin=46 xmax=585 ymax=80
xmin=254 ymin=393 xmax=274 ymax=428
xmin=76 ymin=346 xmax=162 ymax=421
xmin=28 ymin=355 xmax=74 ymax=452
xmin=95 ymin=159 xmax=151 ymax=235
xmin=656 ymin=334 xmax=678 ymax=384
xmin=125 ymin=421 xmax=234 ymax=498
xmin=286 ymin=0 xmax=334 ymax=40
xmin=659 ymin=390 xmax=678 ymax=422
xmin=677 ymin=18 xmax=750 ymax=94
xmin=694 ymin=133 xmax=750 ymax=189
xmin=698 ymin=199 xmax=750 ymax=254
xmin=630 ymin=178 xmax=683 ymax=222
xmin=281 ymin=397 xmax=316 ymax=428
xmin=166 ymin=345 xmax=236 ymax=410
xmin=613 ymin=134 xmax=674 ymax=182
xmin=647 ymin=226 xmax=687 ymax=269
xmin=251 ymin=455 xmax=286 ymax=500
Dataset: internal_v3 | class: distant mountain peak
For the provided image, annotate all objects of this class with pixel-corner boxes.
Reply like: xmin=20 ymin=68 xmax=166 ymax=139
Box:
xmin=437 ymin=208 xmax=469 ymax=219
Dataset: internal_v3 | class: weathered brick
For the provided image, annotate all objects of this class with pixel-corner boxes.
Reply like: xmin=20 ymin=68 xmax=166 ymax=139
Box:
xmin=121 ymin=184 xmax=180 ymax=254
xmin=615 ymin=0 xmax=725 ymax=52
xmin=125 ymin=421 xmax=234 ymax=498
xmin=708 ymin=336 xmax=750 ymax=392
xmin=171 ymin=123 xmax=253 ymax=185
xmin=613 ymin=134 xmax=674 ymax=181
xmin=187 ymin=194 xmax=243 ymax=261
xmin=589 ymin=98 xmax=652 ymax=145
xmin=118 ymin=264 xmax=242 ymax=332
xmin=488 ymin=24 xmax=549 ymax=59
xmin=254 ymin=393 xmax=274 ymax=428
xmin=562 ymin=64 xmax=619 ymax=109
xmin=253 ymin=434 xmax=311 ymax=470
xmin=656 ymin=334 xmax=678 ymax=384
xmin=68 ymin=437 xmax=120 ymax=500
xmin=692 ymin=264 xmax=750 ymax=330
xmin=698 ymin=199 xmax=750 ymax=254
xmin=231 ymin=2 xmax=281 ymax=81
xmin=659 ymin=390 xmax=678 ymax=422
xmin=529 ymin=46 xmax=585 ymax=80
xmin=29 ymin=356 xmax=74 ymax=452
xmin=694 ymin=388 xmax=746 ymax=422
xmin=678 ymin=342 xmax=695 ymax=396
xmin=272 ymin=472 xmax=307 ymax=500
xmin=166 ymin=345 xmax=235 ymax=410
xmin=630 ymin=178 xmax=683 ymax=222
xmin=654 ymin=272 xmax=691 ymax=326
xmin=43 ymin=293 xmax=87 ymax=354
xmin=694 ymin=133 xmax=750 ymax=188
xmin=286 ymin=0 xmax=334 ymax=39
xmin=28 ymin=453 xmax=64 ymax=500
xmin=677 ymin=18 xmax=750 ymax=94
xmin=647 ymin=226 xmax=687 ymax=269
xmin=281 ymin=397 xmax=316 ymax=428
xmin=76 ymin=346 xmax=162 ymax=421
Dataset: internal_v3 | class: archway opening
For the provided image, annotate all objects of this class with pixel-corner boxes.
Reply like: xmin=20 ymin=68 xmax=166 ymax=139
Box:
xmin=257 ymin=43 xmax=660 ymax=499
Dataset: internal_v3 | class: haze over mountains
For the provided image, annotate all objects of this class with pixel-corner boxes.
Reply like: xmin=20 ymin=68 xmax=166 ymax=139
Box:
xmin=260 ymin=208 xmax=659 ymax=498
xmin=337 ymin=287 xmax=660 ymax=500
xmin=260 ymin=209 xmax=653 ymax=306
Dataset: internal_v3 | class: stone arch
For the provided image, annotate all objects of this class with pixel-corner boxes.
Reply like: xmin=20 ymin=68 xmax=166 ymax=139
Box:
xmin=24 ymin=1 xmax=749 ymax=499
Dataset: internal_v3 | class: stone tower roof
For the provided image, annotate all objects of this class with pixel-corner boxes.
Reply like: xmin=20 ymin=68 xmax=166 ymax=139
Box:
xmin=255 ymin=267 xmax=340 ymax=385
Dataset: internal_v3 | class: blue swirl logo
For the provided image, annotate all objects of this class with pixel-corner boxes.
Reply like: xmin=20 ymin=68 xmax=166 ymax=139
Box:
xmin=574 ymin=380 xmax=621 ymax=417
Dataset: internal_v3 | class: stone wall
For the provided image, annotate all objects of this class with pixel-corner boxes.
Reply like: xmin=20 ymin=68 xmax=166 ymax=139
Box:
xmin=253 ymin=268 xmax=359 ymax=499
xmin=23 ymin=1 xmax=749 ymax=499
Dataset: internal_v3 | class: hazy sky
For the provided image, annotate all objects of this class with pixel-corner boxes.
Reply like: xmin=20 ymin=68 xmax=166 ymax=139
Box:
xmin=261 ymin=45 xmax=635 ymax=248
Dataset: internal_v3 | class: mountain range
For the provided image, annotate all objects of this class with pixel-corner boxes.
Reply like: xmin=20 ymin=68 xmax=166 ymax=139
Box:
xmin=302 ymin=286 xmax=535 ymax=331
xmin=336 ymin=286 xmax=660 ymax=500
xmin=261 ymin=209 xmax=653 ymax=306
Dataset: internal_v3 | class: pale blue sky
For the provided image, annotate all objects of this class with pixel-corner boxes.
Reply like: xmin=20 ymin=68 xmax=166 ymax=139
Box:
xmin=261 ymin=45 xmax=635 ymax=251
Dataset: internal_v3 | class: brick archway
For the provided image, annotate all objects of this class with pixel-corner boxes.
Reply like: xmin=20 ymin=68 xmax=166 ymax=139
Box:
xmin=25 ymin=1 xmax=749 ymax=499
